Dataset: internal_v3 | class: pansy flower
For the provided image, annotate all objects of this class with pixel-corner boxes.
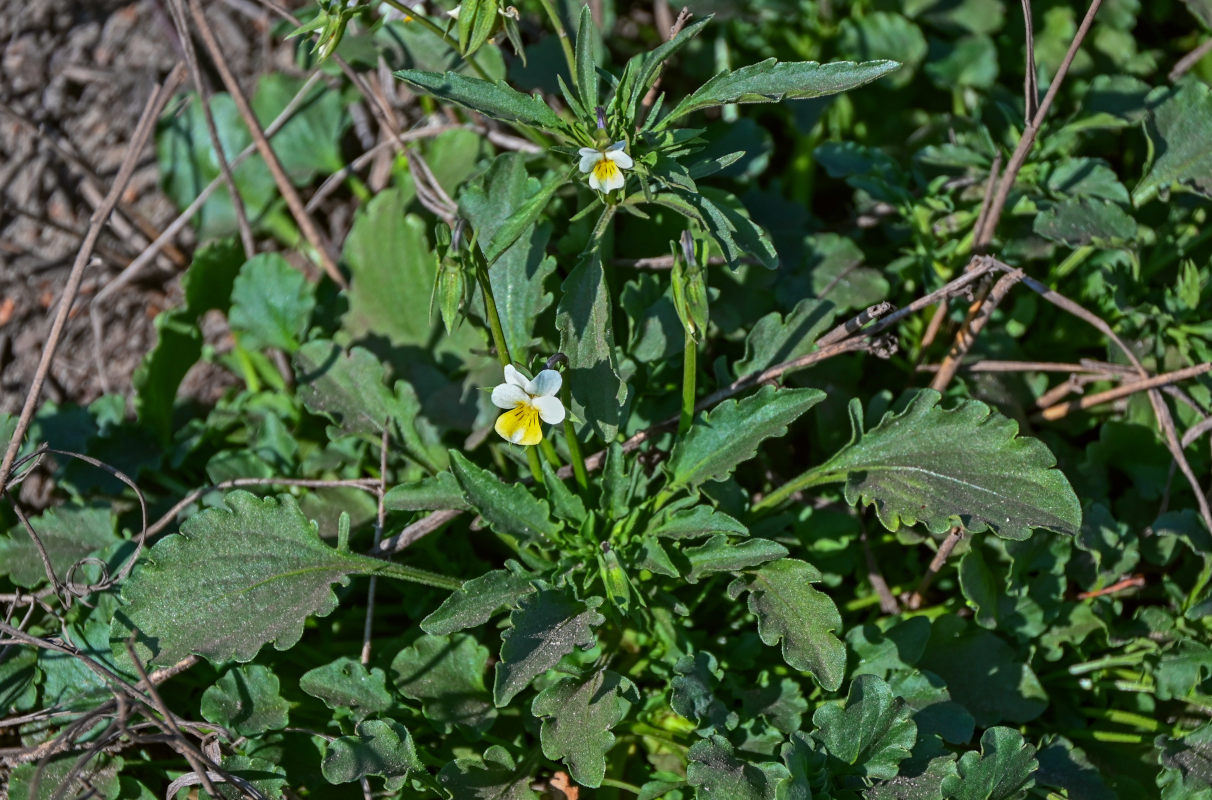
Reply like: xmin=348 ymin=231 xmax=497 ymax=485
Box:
xmin=491 ymin=364 xmax=565 ymax=446
xmin=578 ymin=141 xmax=633 ymax=193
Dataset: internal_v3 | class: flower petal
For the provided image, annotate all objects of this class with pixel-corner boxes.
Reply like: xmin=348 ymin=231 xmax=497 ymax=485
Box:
xmin=606 ymin=149 xmax=633 ymax=170
xmin=491 ymin=382 xmax=529 ymax=410
xmin=532 ymin=395 xmax=565 ymax=425
xmin=588 ymin=168 xmax=604 ymax=192
xmin=495 ymin=406 xmax=543 ymax=446
xmin=602 ymin=166 xmax=625 ymax=192
xmin=606 ymin=140 xmax=627 ymax=151
xmin=528 ymin=369 xmax=562 ymax=397
xmin=578 ymin=151 xmax=600 ymax=173
xmin=503 ymin=363 xmax=528 ymax=388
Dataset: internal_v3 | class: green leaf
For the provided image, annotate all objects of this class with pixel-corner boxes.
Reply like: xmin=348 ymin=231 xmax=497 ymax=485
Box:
xmin=1158 ymin=722 xmax=1212 ymax=791
xmin=865 ymin=755 xmax=960 ymax=800
xmin=647 ymin=505 xmax=748 ymax=540
xmin=229 ymin=253 xmax=315 ymax=353
xmin=1182 ymin=0 xmax=1212 ymax=27
xmin=294 ymin=340 xmax=445 ymax=472
xmin=818 ymin=391 xmax=1081 ymax=538
xmin=0 ymin=648 xmax=38 ymax=713
xmin=573 ymin=5 xmax=599 ymax=111
xmin=734 ymin=297 xmax=836 ymax=378
xmin=299 ymin=657 xmax=393 ymax=720
xmin=682 ymin=536 xmax=788 ymax=583
xmin=727 ymin=559 xmax=846 ymax=691
xmin=651 ymin=188 xmax=779 ymax=271
xmin=1135 ymin=81 xmax=1212 ymax=204
xmin=939 ymin=727 xmax=1038 ymax=800
xmin=114 ymin=491 xmax=427 ymax=666
xmin=556 ymin=250 xmax=627 ymax=443
xmin=421 ymin=565 xmax=538 ymax=635
xmin=437 ymin=745 xmax=539 ymax=800
xmin=0 ymin=505 xmax=118 ymax=588
xmin=1032 ymin=198 xmax=1137 ymax=249
xmin=449 ymin=450 xmax=562 ymax=545
xmin=687 ymin=735 xmax=790 ymax=800
xmin=672 ymin=651 xmax=736 ymax=732
xmin=666 ymin=386 xmax=825 ymax=492
xmin=392 ymin=633 xmax=496 ymax=735
xmin=493 ymin=589 xmax=604 ymax=705
xmin=8 ymin=754 xmax=122 ymax=800
xmin=1035 ymin=737 xmax=1115 ymax=800
xmin=660 ymin=59 xmax=901 ymax=126
xmin=615 ymin=17 xmax=711 ymax=124
xmin=321 ymin=719 xmax=421 ymax=790
xmin=251 ymin=72 xmax=348 ymax=181
xmin=532 ymin=669 xmax=639 ymax=787
xmin=394 ymin=70 xmax=564 ymax=129
xmin=385 ymin=472 xmax=470 ymax=511
xmin=812 ymin=674 xmax=916 ymax=780
xmin=457 ymin=0 xmax=499 ymax=57
xmin=805 ymin=233 xmax=890 ymax=313
xmin=200 ymin=664 xmax=289 ymax=736
xmin=216 ymin=755 xmax=287 ymax=800
xmin=541 ymin=460 xmax=588 ymax=524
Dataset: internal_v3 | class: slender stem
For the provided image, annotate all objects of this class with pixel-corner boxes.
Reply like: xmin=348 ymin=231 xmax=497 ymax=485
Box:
xmin=382 ymin=0 xmax=492 ymax=80
xmin=751 ymin=466 xmax=840 ymax=513
xmin=525 ymin=447 xmax=545 ymax=485
xmin=600 ymin=778 xmax=644 ymax=795
xmin=537 ymin=0 xmax=577 ymax=78
xmin=373 ymin=561 xmax=464 ymax=590
xmin=679 ymin=335 xmax=697 ymax=435
xmin=539 ymin=438 xmax=561 ymax=468
xmin=564 ymin=423 xmax=589 ymax=491
xmin=474 ymin=251 xmax=514 ymax=368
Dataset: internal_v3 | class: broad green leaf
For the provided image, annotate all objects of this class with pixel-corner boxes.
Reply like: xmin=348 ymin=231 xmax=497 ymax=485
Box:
xmin=394 ymin=70 xmax=564 ymax=129
xmin=532 ymin=669 xmax=639 ymax=787
xmin=866 ymin=755 xmax=960 ymax=800
xmin=1135 ymin=82 xmax=1212 ymax=204
xmin=493 ymin=589 xmax=604 ymax=705
xmin=556 ymin=250 xmax=627 ymax=443
xmin=294 ymin=340 xmax=445 ymax=472
xmin=541 ymin=460 xmax=588 ymax=524
xmin=813 ymin=674 xmax=916 ymax=780
xmin=484 ymin=170 xmax=565 ymax=263
xmin=734 ymin=297 xmax=836 ymax=378
xmin=229 ymin=253 xmax=315 ymax=353
xmin=940 ymin=727 xmax=1038 ymax=800
xmin=8 ymin=754 xmax=122 ymax=800
xmin=459 ymin=154 xmax=558 ymax=354
xmin=299 ymin=657 xmax=393 ymax=720
xmin=0 ymin=505 xmax=118 ymax=588
xmin=805 ymin=233 xmax=890 ymax=313
xmin=392 ymin=633 xmax=496 ymax=735
xmin=342 ymin=192 xmax=436 ymax=347
xmin=740 ymin=675 xmax=808 ymax=734
xmin=682 ymin=536 xmax=788 ymax=583
xmin=1045 ymin=158 xmax=1131 ymax=203
xmin=727 ymin=559 xmax=846 ymax=690
xmin=666 ymin=386 xmax=825 ymax=492
xmin=647 ymin=505 xmax=748 ymax=540
xmin=216 ymin=756 xmax=287 ymax=800
xmin=1035 ymin=737 xmax=1115 ymax=800
xmin=687 ymin=735 xmax=790 ymax=800
xmin=0 ymin=648 xmax=38 ymax=713
xmin=838 ymin=13 xmax=925 ymax=89
xmin=651 ymin=188 xmax=778 ymax=270
xmin=200 ymin=664 xmax=289 ymax=736
xmin=321 ymin=719 xmax=421 ymax=790
xmin=1158 ymin=722 xmax=1212 ymax=791
xmin=437 ymin=745 xmax=539 ymax=800
xmin=449 ymin=450 xmax=562 ymax=545
xmin=660 ymin=59 xmax=901 ymax=125
xmin=41 ymin=612 xmax=128 ymax=707
xmin=779 ymin=731 xmax=831 ymax=800
xmin=672 ymin=651 xmax=736 ymax=733
xmin=1032 ymin=198 xmax=1137 ymax=248
xmin=384 ymin=472 xmax=469 ymax=511
xmin=114 ymin=491 xmax=451 ymax=667
xmin=421 ymin=565 xmax=537 ymax=635
xmin=816 ymin=391 xmax=1081 ymax=538
xmin=251 ymin=72 xmax=348 ymax=182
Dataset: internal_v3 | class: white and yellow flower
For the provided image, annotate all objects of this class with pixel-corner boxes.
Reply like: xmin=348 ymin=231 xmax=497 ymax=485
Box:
xmin=491 ymin=364 xmax=565 ymax=446
xmin=578 ymin=141 xmax=633 ymax=193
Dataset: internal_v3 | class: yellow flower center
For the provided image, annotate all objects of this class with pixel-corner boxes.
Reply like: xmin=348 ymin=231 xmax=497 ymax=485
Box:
xmin=495 ymin=402 xmax=543 ymax=446
xmin=593 ymin=158 xmax=621 ymax=183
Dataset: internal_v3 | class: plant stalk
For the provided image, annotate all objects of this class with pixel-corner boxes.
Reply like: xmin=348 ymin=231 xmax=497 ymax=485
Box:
xmin=678 ymin=334 xmax=697 ymax=435
xmin=536 ymin=0 xmax=577 ymax=79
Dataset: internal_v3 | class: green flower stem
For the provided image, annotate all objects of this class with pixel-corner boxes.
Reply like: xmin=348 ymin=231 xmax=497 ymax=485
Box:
xmin=751 ymin=466 xmax=841 ymax=513
xmin=600 ymin=778 xmax=643 ymax=795
xmin=563 ymin=416 xmax=589 ymax=491
xmin=381 ymin=0 xmax=492 ymax=81
xmin=1185 ymin=555 xmax=1212 ymax=612
xmin=678 ymin=334 xmax=697 ymax=436
xmin=539 ymin=437 xmax=561 ymax=468
xmin=536 ymin=0 xmax=576 ymax=79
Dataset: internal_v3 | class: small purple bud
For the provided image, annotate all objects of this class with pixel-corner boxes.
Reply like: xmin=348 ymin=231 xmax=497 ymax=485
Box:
xmin=595 ymin=106 xmax=606 ymax=130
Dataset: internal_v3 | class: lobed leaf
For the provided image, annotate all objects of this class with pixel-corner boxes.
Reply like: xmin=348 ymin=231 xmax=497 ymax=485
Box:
xmin=532 ymin=669 xmax=639 ymax=787
xmin=939 ymin=726 xmax=1038 ymax=800
xmin=813 ymin=674 xmax=916 ymax=780
xmin=493 ymin=589 xmax=604 ymax=706
xmin=299 ymin=657 xmax=393 ymax=720
xmin=321 ymin=719 xmax=421 ymax=790
xmin=421 ymin=565 xmax=538 ymax=636
xmin=392 ymin=633 xmax=496 ymax=735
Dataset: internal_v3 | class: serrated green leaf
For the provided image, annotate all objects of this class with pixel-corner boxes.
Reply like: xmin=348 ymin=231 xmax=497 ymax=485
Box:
xmin=740 ymin=675 xmax=807 ymax=734
xmin=660 ymin=59 xmax=900 ymax=126
xmin=727 ymin=559 xmax=846 ymax=690
xmin=229 ymin=253 xmax=315 ymax=353
xmin=865 ymin=755 xmax=959 ymax=800
xmin=0 ymin=505 xmax=118 ymax=588
xmin=940 ymin=727 xmax=1038 ymax=800
xmin=574 ymin=5 xmax=599 ymax=111
xmin=734 ymin=297 xmax=836 ymax=378
xmin=384 ymin=472 xmax=470 ymax=512
xmin=299 ymin=657 xmax=393 ymax=720
xmin=541 ymin=460 xmax=588 ymax=524
xmin=666 ymin=386 xmax=825 ymax=492
xmin=556 ymin=250 xmax=627 ymax=443
xmin=682 ymin=535 xmax=788 ymax=583
xmin=1135 ymin=81 xmax=1212 ymax=204
xmin=421 ymin=566 xmax=538 ymax=635
xmin=321 ymin=719 xmax=421 ymax=790
xmin=817 ymin=391 xmax=1081 ymax=538
xmin=395 ymin=70 xmax=564 ymax=129
xmin=200 ymin=664 xmax=289 ymax=736
xmin=392 ymin=633 xmax=496 ymax=735
xmin=438 ymin=745 xmax=539 ymax=800
xmin=813 ymin=674 xmax=916 ymax=780
xmin=493 ymin=589 xmax=604 ymax=705
xmin=687 ymin=735 xmax=790 ymax=800
xmin=1032 ymin=198 xmax=1137 ymax=248
xmin=114 ymin=491 xmax=439 ymax=667
xmin=449 ymin=450 xmax=562 ymax=545
xmin=647 ymin=505 xmax=748 ymax=540
xmin=651 ymin=188 xmax=779 ymax=270
xmin=532 ymin=669 xmax=639 ymax=787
